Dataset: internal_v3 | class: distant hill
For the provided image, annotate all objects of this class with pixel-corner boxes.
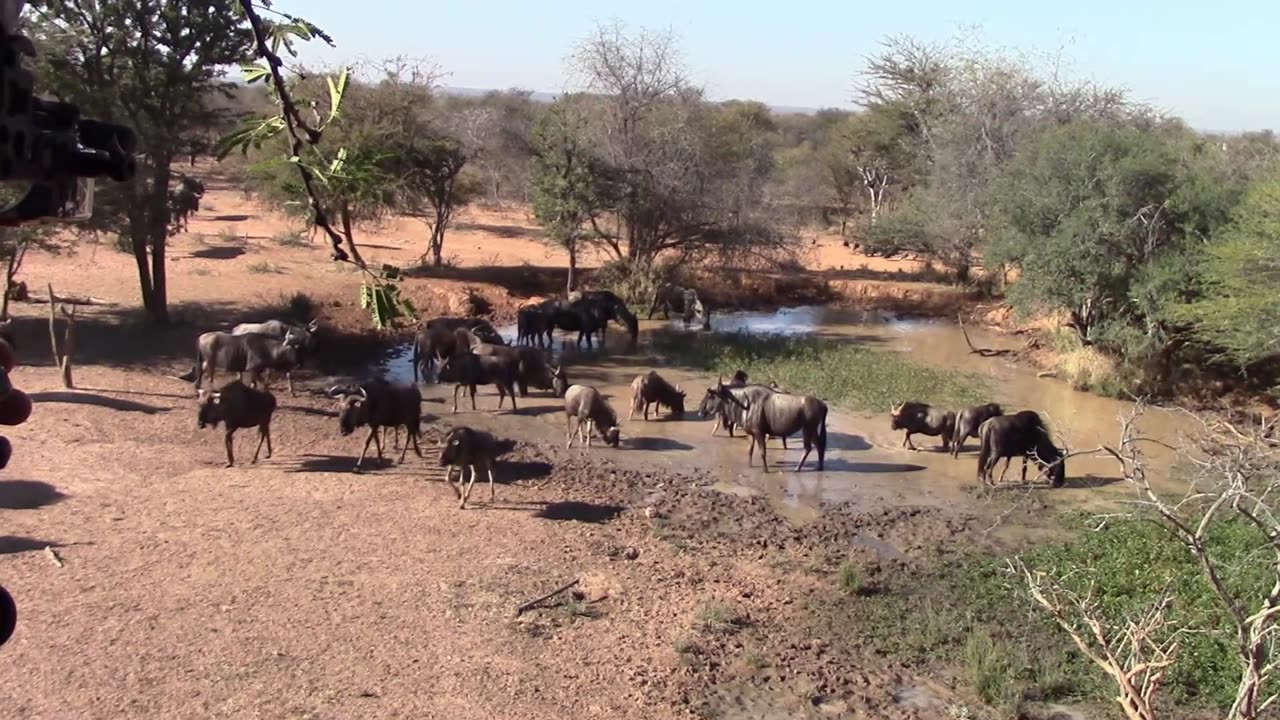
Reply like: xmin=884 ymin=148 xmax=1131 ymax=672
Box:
xmin=439 ymin=85 xmax=821 ymax=115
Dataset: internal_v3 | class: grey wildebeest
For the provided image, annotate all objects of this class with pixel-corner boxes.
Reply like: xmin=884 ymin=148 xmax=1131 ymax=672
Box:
xmin=976 ymin=410 xmax=1066 ymax=488
xmin=564 ymin=384 xmax=621 ymax=448
xmin=722 ymin=388 xmax=827 ymax=472
xmin=438 ymin=426 xmax=500 ymax=509
xmin=698 ymin=376 xmax=789 ymax=448
xmin=231 ymin=318 xmax=319 ymax=396
xmin=951 ymin=403 xmax=1003 ymax=458
xmin=889 ymin=401 xmax=956 ymax=452
xmin=470 ymin=343 xmax=563 ymax=398
xmin=184 ymin=330 xmax=303 ymax=395
xmin=413 ymin=325 xmax=489 ymax=383
xmin=196 ymin=380 xmax=276 ymax=468
xmin=332 ymin=381 xmax=424 ymax=472
xmin=629 ymin=371 xmax=686 ymax=421
xmin=648 ymin=284 xmax=710 ymax=329
xmin=437 ymin=352 xmax=519 ymax=413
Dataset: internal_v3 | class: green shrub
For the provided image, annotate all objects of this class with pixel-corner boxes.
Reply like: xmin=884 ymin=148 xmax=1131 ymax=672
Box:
xmin=838 ymin=562 xmax=865 ymax=595
xmin=273 ymin=229 xmax=309 ymax=247
xmin=281 ymin=291 xmax=315 ymax=321
xmin=247 ymin=261 xmax=281 ymax=274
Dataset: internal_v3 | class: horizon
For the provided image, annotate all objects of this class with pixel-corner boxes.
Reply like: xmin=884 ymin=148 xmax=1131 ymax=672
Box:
xmin=280 ymin=0 xmax=1279 ymax=133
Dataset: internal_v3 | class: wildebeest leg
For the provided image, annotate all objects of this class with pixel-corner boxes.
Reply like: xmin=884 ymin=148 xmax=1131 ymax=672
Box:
xmin=459 ymin=464 xmax=479 ymax=509
xmin=1020 ymin=456 xmax=1028 ymax=483
xmin=904 ymin=432 xmax=918 ymax=451
xmin=397 ymin=430 xmax=411 ymax=464
xmin=372 ymin=426 xmax=385 ymax=460
xmin=509 ymin=384 xmax=518 ymax=412
xmin=643 ymin=401 xmax=650 ymax=422
xmin=452 ymin=384 xmax=462 ymax=413
xmin=443 ymin=465 xmax=460 ymax=499
xmin=252 ymin=424 xmax=270 ymax=463
xmin=223 ymin=430 xmax=235 ymax=468
xmin=410 ymin=430 xmax=423 ymax=458
xmin=469 ymin=384 xmax=477 ymax=411
xmin=287 ymin=372 xmax=296 ymax=398
xmin=746 ymin=433 xmax=756 ymax=466
xmin=584 ymin=419 xmax=594 ymax=448
xmin=782 ymin=435 xmax=788 ymax=450
xmin=566 ymin=415 xmax=577 ymax=448
xmin=759 ymin=433 xmax=770 ymax=473
xmin=486 ymin=460 xmax=496 ymax=502
xmin=711 ymin=417 xmax=721 ymax=437
xmin=997 ymin=456 xmax=1012 ymax=485
xmin=797 ymin=432 xmax=813 ymax=472
xmin=354 ymin=426 xmax=379 ymax=472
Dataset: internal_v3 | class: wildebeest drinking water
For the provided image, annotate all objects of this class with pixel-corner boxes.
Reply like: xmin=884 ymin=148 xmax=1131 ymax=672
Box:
xmin=976 ymin=410 xmax=1065 ymax=487
xmin=628 ymin=371 xmax=686 ymax=421
xmin=438 ymin=426 xmax=500 ymax=509
xmin=196 ymin=380 xmax=276 ymax=468
xmin=717 ymin=386 xmax=827 ymax=472
xmin=951 ymin=403 xmax=1003 ymax=457
xmin=889 ymin=401 xmax=956 ymax=452
xmin=564 ymin=384 xmax=621 ymax=448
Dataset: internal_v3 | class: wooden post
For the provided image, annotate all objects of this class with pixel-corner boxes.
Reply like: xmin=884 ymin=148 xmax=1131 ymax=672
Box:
xmin=46 ymin=284 xmax=76 ymax=389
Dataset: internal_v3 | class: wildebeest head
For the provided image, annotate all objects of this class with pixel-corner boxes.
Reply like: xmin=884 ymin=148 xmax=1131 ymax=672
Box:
xmin=438 ymin=426 xmax=483 ymax=467
xmin=601 ymin=423 xmax=621 ymax=447
xmin=1034 ymin=437 xmax=1067 ymax=488
xmin=711 ymin=376 xmax=749 ymax=411
xmin=437 ymin=355 xmax=462 ymax=383
xmin=196 ymin=389 xmax=223 ymax=428
xmin=889 ymin=402 xmax=908 ymax=430
xmin=731 ymin=370 xmax=748 ymax=385
xmin=551 ymin=364 xmax=569 ymax=398
xmin=670 ymin=384 xmax=687 ymax=417
xmin=335 ymin=386 xmax=370 ymax=436
xmin=698 ymin=388 xmax=723 ymax=418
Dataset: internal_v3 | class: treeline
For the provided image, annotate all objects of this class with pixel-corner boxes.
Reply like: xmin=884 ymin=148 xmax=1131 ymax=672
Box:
xmin=240 ymin=26 xmax=1280 ymax=399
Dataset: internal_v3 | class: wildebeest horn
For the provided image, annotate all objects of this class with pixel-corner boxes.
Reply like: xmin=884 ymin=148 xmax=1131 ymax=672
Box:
xmin=326 ymin=384 xmax=345 ymax=397
xmin=358 ymin=386 xmax=368 ymax=399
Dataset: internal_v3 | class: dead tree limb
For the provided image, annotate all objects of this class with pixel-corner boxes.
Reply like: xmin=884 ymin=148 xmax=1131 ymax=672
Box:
xmin=46 ymin=284 xmax=76 ymax=388
xmin=958 ymin=313 xmax=1011 ymax=358
xmin=514 ymin=579 xmax=580 ymax=616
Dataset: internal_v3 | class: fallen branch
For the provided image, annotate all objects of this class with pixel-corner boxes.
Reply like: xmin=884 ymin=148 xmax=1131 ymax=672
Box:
xmin=514 ymin=579 xmax=580 ymax=617
xmin=29 ymin=293 xmax=111 ymax=306
xmin=958 ymin=313 xmax=1012 ymax=358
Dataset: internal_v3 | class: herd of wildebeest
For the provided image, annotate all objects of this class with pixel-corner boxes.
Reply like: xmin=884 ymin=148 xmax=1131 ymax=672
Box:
xmin=178 ymin=285 xmax=1067 ymax=507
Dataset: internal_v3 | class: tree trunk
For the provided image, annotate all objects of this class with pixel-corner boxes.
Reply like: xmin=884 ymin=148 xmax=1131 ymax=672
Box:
xmin=339 ymin=206 xmax=366 ymax=268
xmin=566 ymin=244 xmax=577 ymax=295
xmin=147 ymin=162 xmax=172 ymax=325
xmin=2 ymin=247 xmax=18 ymax=321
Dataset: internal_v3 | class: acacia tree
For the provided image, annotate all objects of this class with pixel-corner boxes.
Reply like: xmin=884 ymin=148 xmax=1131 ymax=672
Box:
xmin=398 ymin=136 xmax=474 ymax=267
xmin=31 ymin=0 xmax=252 ymax=324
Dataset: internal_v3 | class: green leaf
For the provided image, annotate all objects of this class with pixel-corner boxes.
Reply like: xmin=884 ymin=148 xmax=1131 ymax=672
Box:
xmin=326 ymin=67 xmax=349 ymax=124
xmin=241 ymin=62 xmax=271 ymax=85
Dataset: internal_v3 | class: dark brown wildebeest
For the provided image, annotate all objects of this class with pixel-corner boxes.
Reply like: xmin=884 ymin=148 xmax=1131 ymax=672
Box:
xmin=438 ymin=426 xmax=500 ymax=509
xmin=976 ymin=410 xmax=1066 ymax=488
xmin=727 ymin=389 xmax=827 ymax=473
xmin=628 ymin=371 xmax=686 ymax=421
xmin=571 ymin=290 xmax=640 ymax=343
xmin=951 ymin=403 xmax=1003 ymax=458
xmin=470 ymin=342 xmax=561 ymax=398
xmin=197 ymin=380 xmax=276 ymax=468
xmin=331 ymin=381 xmax=424 ymax=473
xmin=564 ymin=384 xmax=621 ymax=448
xmin=437 ymin=352 xmax=519 ymax=413
xmin=231 ymin=318 xmax=319 ymax=396
xmin=889 ymin=401 xmax=956 ymax=452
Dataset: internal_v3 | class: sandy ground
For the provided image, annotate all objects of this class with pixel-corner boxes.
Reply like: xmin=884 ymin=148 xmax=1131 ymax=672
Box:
xmin=0 ymin=164 xmax=1046 ymax=718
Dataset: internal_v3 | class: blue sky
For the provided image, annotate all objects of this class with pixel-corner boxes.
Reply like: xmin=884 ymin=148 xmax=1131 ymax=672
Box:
xmin=281 ymin=1 xmax=1278 ymax=132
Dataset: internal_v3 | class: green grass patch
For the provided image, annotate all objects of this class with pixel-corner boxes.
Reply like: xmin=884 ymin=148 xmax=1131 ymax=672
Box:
xmin=837 ymin=562 xmax=865 ymax=595
xmin=247 ymin=261 xmax=282 ymax=274
xmin=694 ymin=600 xmax=749 ymax=635
xmin=273 ymin=229 xmax=309 ymax=247
xmin=654 ymin=331 xmax=991 ymax=411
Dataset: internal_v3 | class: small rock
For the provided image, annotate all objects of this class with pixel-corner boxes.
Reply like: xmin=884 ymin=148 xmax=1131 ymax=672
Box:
xmin=623 ymin=547 xmax=640 ymax=560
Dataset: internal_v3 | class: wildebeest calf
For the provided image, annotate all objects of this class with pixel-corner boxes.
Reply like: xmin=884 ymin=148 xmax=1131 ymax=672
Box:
xmin=890 ymin=401 xmax=956 ymax=452
xmin=731 ymin=390 xmax=827 ymax=473
xmin=951 ymin=403 xmax=1003 ymax=457
xmin=333 ymin=381 xmax=424 ymax=472
xmin=628 ymin=371 xmax=686 ymax=421
xmin=976 ymin=410 xmax=1066 ymax=487
xmin=564 ymin=384 xmax=621 ymax=448
xmin=437 ymin=352 xmax=518 ymax=413
xmin=197 ymin=380 xmax=276 ymax=468
xmin=438 ymin=426 xmax=500 ymax=509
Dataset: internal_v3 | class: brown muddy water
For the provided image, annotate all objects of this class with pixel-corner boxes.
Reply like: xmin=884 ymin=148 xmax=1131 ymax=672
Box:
xmin=374 ymin=306 xmax=1197 ymax=521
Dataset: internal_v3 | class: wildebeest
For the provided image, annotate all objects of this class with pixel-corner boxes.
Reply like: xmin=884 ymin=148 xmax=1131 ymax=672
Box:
xmin=332 ymin=380 xmax=424 ymax=472
xmin=424 ymin=316 xmax=503 ymax=342
xmin=564 ymin=384 xmax=621 ymax=448
xmin=545 ymin=303 xmax=607 ymax=349
xmin=516 ymin=306 xmax=549 ymax=347
xmin=465 ymin=340 xmax=555 ymax=394
xmin=889 ymin=401 xmax=956 ymax=452
xmin=184 ymin=330 xmax=303 ymax=396
xmin=729 ymin=390 xmax=827 ymax=472
xmin=168 ymin=176 xmax=205 ymax=233
xmin=951 ymin=403 xmax=1003 ymax=458
xmin=439 ymin=426 xmax=500 ymax=509
xmin=629 ymin=371 xmax=686 ymax=421
xmin=976 ymin=410 xmax=1066 ymax=488
xmin=196 ymin=380 xmax=276 ymax=468
xmin=413 ymin=325 xmax=493 ymax=383
xmin=571 ymin=290 xmax=640 ymax=343
xmin=437 ymin=352 xmax=518 ymax=413
xmin=648 ymin=284 xmax=709 ymax=328
xmin=231 ymin=318 xmax=318 ymax=396
xmin=699 ymin=377 xmax=788 ymax=447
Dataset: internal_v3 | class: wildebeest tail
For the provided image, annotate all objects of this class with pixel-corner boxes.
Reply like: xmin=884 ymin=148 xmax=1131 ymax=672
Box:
xmin=175 ymin=345 xmax=202 ymax=384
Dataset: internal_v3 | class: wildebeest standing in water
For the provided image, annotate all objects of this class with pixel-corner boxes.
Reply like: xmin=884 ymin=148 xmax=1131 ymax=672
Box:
xmin=197 ymin=380 xmax=276 ymax=468
xmin=719 ymin=387 xmax=827 ymax=472
xmin=698 ymin=375 xmax=788 ymax=447
xmin=951 ymin=403 xmax=1003 ymax=458
xmin=976 ymin=410 xmax=1065 ymax=488
xmin=564 ymin=384 xmax=621 ymax=448
xmin=628 ymin=371 xmax=686 ymax=421
xmin=889 ymin=401 xmax=956 ymax=452
xmin=438 ymin=426 xmax=500 ymax=509
xmin=437 ymin=352 xmax=518 ymax=413
xmin=332 ymin=381 xmax=424 ymax=472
